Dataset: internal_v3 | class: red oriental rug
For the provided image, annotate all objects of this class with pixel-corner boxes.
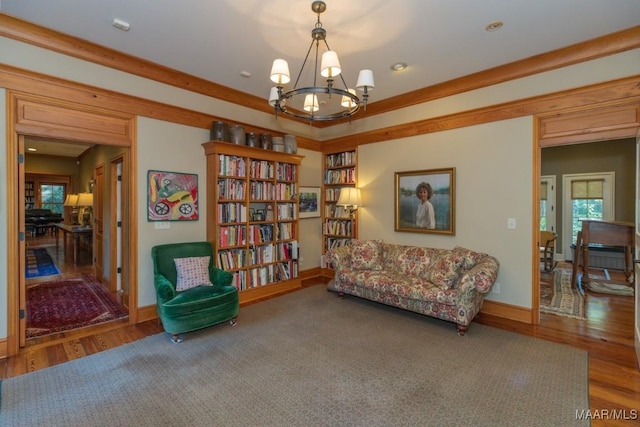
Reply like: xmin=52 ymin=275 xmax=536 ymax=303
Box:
xmin=26 ymin=276 xmax=128 ymax=338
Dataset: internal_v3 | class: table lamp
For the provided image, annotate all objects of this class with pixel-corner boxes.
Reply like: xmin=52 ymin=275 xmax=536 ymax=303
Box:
xmin=63 ymin=193 xmax=80 ymax=225
xmin=76 ymin=192 xmax=94 ymax=226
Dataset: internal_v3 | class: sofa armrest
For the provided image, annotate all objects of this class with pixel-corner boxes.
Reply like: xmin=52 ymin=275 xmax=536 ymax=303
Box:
xmin=209 ymin=267 xmax=234 ymax=287
xmin=457 ymin=255 xmax=500 ymax=294
xmin=154 ymin=273 xmax=176 ymax=302
xmin=326 ymin=245 xmax=352 ymax=272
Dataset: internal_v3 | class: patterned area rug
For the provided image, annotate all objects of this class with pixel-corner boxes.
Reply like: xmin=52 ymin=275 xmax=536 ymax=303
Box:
xmin=25 ymin=247 xmax=60 ymax=278
xmin=541 ymin=268 xmax=586 ymax=319
xmin=26 ymin=276 xmax=128 ymax=338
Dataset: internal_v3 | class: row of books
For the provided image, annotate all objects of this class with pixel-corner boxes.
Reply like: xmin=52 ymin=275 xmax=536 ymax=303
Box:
xmin=324 ymin=169 xmax=355 ymax=185
xmin=217 ymin=243 xmax=299 ymax=270
xmin=276 ymin=162 xmax=297 ymax=181
xmin=276 ymin=203 xmax=296 ymax=220
xmin=324 ymin=204 xmax=352 ymax=219
xmin=218 ymin=178 xmax=246 ymax=200
xmin=229 ymin=262 xmax=300 ymax=291
xmin=219 ymin=225 xmax=246 ymax=247
xmin=324 ymin=187 xmax=353 ymax=203
xmin=219 ymin=155 xmax=246 ymax=177
xmin=275 ymin=260 xmax=298 ymax=281
xmin=275 ymin=183 xmax=296 ymax=200
xmin=277 ymin=222 xmax=295 ymax=240
xmin=325 ymin=151 xmax=356 ymax=168
xmin=218 ymin=203 xmax=247 ymax=223
xmin=323 ymin=219 xmax=353 ymax=236
xmin=249 ymin=224 xmax=274 ymax=244
xmin=249 ymin=160 xmax=274 ymax=179
xmin=326 ymin=237 xmax=352 ymax=249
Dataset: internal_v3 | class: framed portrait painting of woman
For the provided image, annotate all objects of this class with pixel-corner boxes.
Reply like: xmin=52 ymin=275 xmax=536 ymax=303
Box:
xmin=394 ymin=168 xmax=455 ymax=235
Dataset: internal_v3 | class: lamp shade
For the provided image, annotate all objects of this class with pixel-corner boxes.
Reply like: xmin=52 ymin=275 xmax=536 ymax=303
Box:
xmin=270 ymin=59 xmax=291 ymax=85
xmin=63 ymin=194 xmax=78 ymax=206
xmin=320 ymin=51 xmax=341 ymax=78
xmin=303 ymin=94 xmax=320 ymax=112
xmin=341 ymin=88 xmax=357 ymax=108
xmin=76 ymin=192 xmax=93 ymax=207
xmin=268 ymin=87 xmax=279 ymax=107
xmin=356 ymin=69 xmax=375 ymax=91
xmin=337 ymin=187 xmax=362 ymax=207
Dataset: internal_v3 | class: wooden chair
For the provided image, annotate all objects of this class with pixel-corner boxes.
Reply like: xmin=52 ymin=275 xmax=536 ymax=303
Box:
xmin=540 ymin=230 xmax=558 ymax=272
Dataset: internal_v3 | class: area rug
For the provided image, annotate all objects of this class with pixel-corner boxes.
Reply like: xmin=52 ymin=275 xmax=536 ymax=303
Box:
xmin=25 ymin=247 xmax=60 ymax=278
xmin=541 ymin=268 xmax=586 ymax=319
xmin=26 ymin=275 xmax=128 ymax=338
xmin=2 ymin=285 xmax=589 ymax=426
xmin=586 ymin=280 xmax=635 ymax=296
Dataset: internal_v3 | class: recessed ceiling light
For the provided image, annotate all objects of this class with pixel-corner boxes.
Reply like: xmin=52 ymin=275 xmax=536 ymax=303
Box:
xmin=27 ymin=147 xmax=37 ymax=152
xmin=485 ymin=21 xmax=503 ymax=32
xmin=390 ymin=62 xmax=408 ymax=72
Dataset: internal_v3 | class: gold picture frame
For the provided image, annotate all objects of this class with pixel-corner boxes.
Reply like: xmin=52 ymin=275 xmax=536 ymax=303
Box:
xmin=394 ymin=168 xmax=455 ymax=235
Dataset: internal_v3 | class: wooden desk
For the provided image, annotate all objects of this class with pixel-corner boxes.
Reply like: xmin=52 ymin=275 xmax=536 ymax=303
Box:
xmin=571 ymin=220 xmax=634 ymax=287
xmin=55 ymin=223 xmax=93 ymax=266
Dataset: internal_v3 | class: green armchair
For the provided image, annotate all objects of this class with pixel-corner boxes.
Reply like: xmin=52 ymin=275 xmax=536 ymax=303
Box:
xmin=151 ymin=241 xmax=239 ymax=343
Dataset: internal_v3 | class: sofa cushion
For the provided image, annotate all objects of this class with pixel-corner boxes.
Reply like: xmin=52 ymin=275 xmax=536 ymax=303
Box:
xmin=430 ymin=251 xmax=465 ymax=289
xmin=350 ymin=239 xmax=383 ymax=270
xmin=174 ymin=256 xmax=213 ymax=291
xmin=453 ymin=246 xmax=486 ymax=271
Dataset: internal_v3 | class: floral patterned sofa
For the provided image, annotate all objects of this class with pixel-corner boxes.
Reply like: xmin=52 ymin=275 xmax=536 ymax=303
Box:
xmin=326 ymin=240 xmax=499 ymax=335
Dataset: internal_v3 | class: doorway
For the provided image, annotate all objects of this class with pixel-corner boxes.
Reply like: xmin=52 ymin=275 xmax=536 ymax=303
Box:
xmin=6 ymin=91 xmax=137 ymax=357
xmin=21 ymin=139 xmax=131 ymax=342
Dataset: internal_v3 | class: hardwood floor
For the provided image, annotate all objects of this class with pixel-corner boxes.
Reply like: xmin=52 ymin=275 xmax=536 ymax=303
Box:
xmin=1 ymin=260 xmax=638 ymax=426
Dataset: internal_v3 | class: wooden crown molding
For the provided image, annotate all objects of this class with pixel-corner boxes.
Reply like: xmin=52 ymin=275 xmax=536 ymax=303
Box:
xmin=1 ymin=13 xmax=639 ymax=130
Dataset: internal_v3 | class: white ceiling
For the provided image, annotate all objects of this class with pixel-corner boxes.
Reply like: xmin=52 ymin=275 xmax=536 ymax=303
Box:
xmin=4 ymin=1 xmax=640 ymax=156
xmin=2 ymin=0 xmax=639 ymax=107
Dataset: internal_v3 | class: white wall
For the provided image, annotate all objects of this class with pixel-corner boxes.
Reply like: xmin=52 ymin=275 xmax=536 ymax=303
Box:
xmin=358 ymin=117 xmax=533 ymax=307
xmin=297 ymin=148 xmax=323 ymax=270
xmin=136 ymin=117 xmax=211 ymax=306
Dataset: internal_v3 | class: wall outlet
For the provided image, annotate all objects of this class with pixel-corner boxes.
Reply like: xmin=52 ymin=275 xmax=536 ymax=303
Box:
xmin=154 ymin=221 xmax=170 ymax=230
xmin=299 ymin=256 xmax=304 ymax=264
xmin=492 ymin=282 xmax=501 ymax=294
xmin=507 ymin=218 xmax=516 ymax=229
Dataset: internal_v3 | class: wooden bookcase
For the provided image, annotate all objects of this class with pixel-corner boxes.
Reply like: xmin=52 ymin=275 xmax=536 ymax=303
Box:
xmin=202 ymin=141 xmax=303 ymax=304
xmin=24 ymin=180 xmax=35 ymax=210
xmin=322 ymin=149 xmax=357 ymax=255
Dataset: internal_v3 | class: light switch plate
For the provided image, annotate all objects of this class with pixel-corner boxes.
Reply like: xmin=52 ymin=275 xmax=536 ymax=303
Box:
xmin=154 ymin=221 xmax=170 ymax=229
xmin=507 ymin=218 xmax=516 ymax=229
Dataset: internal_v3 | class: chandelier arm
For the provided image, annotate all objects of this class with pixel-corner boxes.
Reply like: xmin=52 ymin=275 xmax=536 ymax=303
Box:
xmin=293 ymin=39 xmax=317 ymax=89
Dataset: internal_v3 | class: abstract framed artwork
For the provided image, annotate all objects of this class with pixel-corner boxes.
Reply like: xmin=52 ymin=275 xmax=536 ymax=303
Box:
xmin=395 ymin=168 xmax=455 ymax=235
xmin=299 ymin=187 xmax=321 ymax=218
xmin=147 ymin=170 xmax=199 ymax=221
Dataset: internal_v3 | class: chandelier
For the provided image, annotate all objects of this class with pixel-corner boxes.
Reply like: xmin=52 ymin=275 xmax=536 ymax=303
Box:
xmin=268 ymin=1 xmax=375 ymax=122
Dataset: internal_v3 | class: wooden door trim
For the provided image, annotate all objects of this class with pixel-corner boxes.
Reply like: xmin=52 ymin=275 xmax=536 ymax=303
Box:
xmin=5 ymin=91 xmax=137 ymax=357
xmin=533 ymin=102 xmax=640 ymax=325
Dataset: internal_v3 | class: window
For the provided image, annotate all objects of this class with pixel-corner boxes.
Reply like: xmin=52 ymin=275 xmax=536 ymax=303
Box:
xmin=539 ymin=176 xmax=556 ymax=232
xmin=40 ymin=184 xmax=66 ymax=214
xmin=562 ymin=172 xmax=614 ymax=260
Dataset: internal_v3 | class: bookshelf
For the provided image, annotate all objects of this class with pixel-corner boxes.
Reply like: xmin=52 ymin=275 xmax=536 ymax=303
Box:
xmin=322 ymin=149 xmax=357 ymax=256
xmin=24 ymin=180 xmax=35 ymax=210
xmin=203 ymin=141 xmax=303 ymax=304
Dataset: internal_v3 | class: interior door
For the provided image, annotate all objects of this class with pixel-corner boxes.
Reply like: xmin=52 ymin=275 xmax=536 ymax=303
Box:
xmin=94 ymin=164 xmax=105 ymax=281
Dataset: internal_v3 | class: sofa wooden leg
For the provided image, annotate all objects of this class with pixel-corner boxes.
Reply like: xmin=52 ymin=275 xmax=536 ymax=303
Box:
xmin=171 ymin=334 xmax=183 ymax=343
xmin=338 ymin=292 xmax=345 ymax=299
xmin=456 ymin=324 xmax=468 ymax=336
